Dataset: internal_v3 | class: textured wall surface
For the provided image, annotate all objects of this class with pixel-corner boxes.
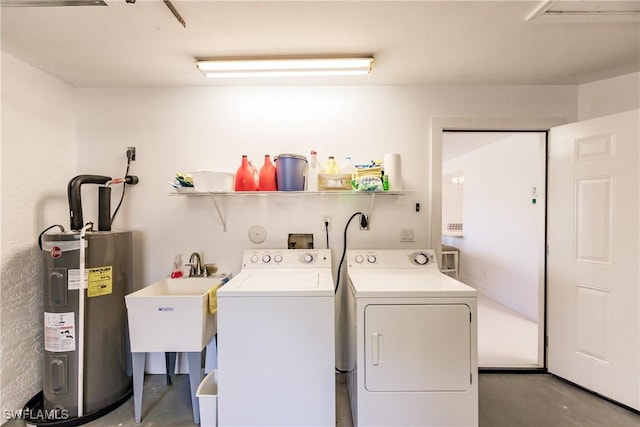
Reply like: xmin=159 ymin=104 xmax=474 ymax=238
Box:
xmin=1 ymin=248 xmax=43 ymax=412
xmin=0 ymin=52 xmax=76 ymax=421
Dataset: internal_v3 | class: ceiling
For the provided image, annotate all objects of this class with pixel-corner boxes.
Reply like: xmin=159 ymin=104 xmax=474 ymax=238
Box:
xmin=1 ymin=0 xmax=639 ymax=87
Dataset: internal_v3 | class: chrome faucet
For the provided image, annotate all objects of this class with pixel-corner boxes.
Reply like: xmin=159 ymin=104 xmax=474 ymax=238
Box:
xmin=187 ymin=252 xmax=202 ymax=277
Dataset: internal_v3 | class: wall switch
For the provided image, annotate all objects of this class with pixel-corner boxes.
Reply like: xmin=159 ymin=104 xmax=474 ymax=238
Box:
xmin=401 ymin=229 xmax=415 ymax=242
xmin=321 ymin=216 xmax=331 ymax=231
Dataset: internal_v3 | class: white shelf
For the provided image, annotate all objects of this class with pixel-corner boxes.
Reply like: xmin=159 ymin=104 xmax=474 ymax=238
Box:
xmin=169 ymin=190 xmax=410 ymax=231
xmin=169 ymin=190 xmax=410 ymax=196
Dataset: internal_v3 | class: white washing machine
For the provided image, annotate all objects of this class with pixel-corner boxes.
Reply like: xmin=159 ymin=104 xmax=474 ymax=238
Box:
xmin=345 ymin=249 xmax=478 ymax=427
xmin=217 ymin=249 xmax=335 ymax=427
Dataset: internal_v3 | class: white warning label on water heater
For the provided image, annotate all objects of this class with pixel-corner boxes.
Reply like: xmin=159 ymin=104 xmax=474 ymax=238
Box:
xmin=68 ymin=269 xmax=87 ymax=290
xmin=68 ymin=266 xmax=113 ymax=295
xmin=44 ymin=312 xmax=76 ymax=352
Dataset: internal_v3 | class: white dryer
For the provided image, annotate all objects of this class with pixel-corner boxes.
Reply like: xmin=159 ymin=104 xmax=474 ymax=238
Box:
xmin=217 ymin=249 xmax=335 ymax=427
xmin=345 ymin=249 xmax=478 ymax=427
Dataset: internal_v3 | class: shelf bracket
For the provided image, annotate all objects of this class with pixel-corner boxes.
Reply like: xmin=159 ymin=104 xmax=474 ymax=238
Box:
xmin=208 ymin=195 xmax=227 ymax=232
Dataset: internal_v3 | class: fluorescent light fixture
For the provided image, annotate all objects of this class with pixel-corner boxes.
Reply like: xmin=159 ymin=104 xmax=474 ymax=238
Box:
xmin=196 ymin=57 xmax=375 ymax=78
xmin=1 ymin=0 xmax=106 ymax=6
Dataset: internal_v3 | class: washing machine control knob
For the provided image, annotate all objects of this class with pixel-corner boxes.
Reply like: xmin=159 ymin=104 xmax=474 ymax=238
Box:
xmin=250 ymin=255 xmax=259 ymax=263
xmin=303 ymin=254 xmax=314 ymax=263
xmin=367 ymin=255 xmax=377 ymax=264
xmin=414 ymin=253 xmax=429 ymax=265
xmin=274 ymin=254 xmax=283 ymax=263
xmin=355 ymin=255 xmax=364 ymax=263
xmin=262 ymin=254 xmax=271 ymax=263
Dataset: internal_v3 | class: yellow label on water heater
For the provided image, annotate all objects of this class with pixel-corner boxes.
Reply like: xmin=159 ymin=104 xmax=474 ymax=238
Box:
xmin=87 ymin=266 xmax=113 ymax=297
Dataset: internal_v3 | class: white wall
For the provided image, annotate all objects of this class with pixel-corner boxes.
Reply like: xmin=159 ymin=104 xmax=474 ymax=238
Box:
xmin=0 ymin=53 xmax=76 ymax=420
xmin=75 ymin=86 xmax=434 ymax=284
xmin=75 ymin=85 xmax=577 ymax=286
xmin=443 ymin=133 xmax=546 ymax=321
xmin=578 ymin=72 xmax=640 ymax=121
xmin=442 ymin=170 xmax=464 ymax=229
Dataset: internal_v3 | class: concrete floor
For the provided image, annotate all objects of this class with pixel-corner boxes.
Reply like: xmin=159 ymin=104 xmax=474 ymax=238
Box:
xmin=5 ymin=373 xmax=639 ymax=427
xmin=478 ymin=373 xmax=639 ymax=427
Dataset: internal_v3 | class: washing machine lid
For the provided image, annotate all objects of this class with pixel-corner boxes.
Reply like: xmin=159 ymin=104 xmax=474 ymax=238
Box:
xmin=347 ymin=270 xmax=476 ymax=298
xmin=217 ymin=270 xmax=334 ymax=297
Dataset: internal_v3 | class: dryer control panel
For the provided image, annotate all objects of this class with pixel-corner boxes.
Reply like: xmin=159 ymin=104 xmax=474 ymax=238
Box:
xmin=347 ymin=249 xmax=438 ymax=269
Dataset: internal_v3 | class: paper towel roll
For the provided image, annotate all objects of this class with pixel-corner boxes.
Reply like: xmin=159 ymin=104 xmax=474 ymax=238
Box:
xmin=383 ymin=153 xmax=403 ymax=190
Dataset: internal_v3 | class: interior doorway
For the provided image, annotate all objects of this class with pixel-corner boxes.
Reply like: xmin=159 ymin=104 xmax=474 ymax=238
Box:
xmin=441 ymin=130 xmax=546 ymax=369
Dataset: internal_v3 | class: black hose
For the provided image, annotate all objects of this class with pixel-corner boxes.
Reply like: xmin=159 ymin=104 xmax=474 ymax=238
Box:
xmin=334 ymin=211 xmax=365 ymax=374
xmin=110 ymin=156 xmax=131 ymax=224
xmin=38 ymin=224 xmax=66 ymax=250
xmin=334 ymin=212 xmax=364 ymax=294
xmin=325 ymin=222 xmax=330 ymax=249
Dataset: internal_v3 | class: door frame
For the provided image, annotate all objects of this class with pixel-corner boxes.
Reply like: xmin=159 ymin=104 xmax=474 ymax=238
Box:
xmin=430 ymin=116 xmax=567 ymax=369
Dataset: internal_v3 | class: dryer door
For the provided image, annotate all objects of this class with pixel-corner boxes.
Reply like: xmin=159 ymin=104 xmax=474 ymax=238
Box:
xmin=364 ymin=304 xmax=471 ymax=392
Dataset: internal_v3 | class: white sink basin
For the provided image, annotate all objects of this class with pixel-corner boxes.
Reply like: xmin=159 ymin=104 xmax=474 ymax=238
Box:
xmin=125 ymin=277 xmax=222 ymax=352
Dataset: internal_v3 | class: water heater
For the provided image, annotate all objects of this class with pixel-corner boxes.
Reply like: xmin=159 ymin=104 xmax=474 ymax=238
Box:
xmin=35 ymin=173 xmax=138 ymax=423
xmin=41 ymin=231 xmax=133 ymax=418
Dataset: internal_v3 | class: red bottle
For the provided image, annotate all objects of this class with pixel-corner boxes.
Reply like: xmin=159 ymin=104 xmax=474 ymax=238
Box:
xmin=235 ymin=155 xmax=259 ymax=191
xmin=259 ymin=155 xmax=277 ymax=191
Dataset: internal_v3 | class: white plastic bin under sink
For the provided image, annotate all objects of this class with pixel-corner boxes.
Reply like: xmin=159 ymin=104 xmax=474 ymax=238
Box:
xmin=197 ymin=369 xmax=218 ymax=427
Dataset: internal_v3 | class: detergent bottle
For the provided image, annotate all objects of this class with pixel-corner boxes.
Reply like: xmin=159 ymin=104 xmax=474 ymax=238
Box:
xmin=306 ymin=150 xmax=320 ymax=191
xmin=170 ymin=254 xmax=184 ymax=278
xmin=259 ymin=154 xmax=277 ymax=191
xmin=235 ymin=155 xmax=259 ymax=191
xmin=324 ymin=156 xmax=339 ymax=175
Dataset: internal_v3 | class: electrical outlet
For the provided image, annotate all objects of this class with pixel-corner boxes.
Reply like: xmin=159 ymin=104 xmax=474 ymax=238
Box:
xmin=359 ymin=214 xmax=369 ymax=230
xmin=321 ymin=215 xmax=332 ymax=231
xmin=127 ymin=146 xmax=136 ymax=161
xmin=401 ymin=229 xmax=415 ymax=242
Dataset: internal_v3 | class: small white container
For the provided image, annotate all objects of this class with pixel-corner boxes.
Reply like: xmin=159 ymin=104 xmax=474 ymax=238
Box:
xmin=197 ymin=369 xmax=218 ymax=427
xmin=174 ymin=186 xmax=195 ymax=193
xmin=191 ymin=171 xmax=234 ymax=192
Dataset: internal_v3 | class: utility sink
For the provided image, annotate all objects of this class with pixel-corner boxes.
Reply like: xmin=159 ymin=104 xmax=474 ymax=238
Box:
xmin=125 ymin=277 xmax=222 ymax=353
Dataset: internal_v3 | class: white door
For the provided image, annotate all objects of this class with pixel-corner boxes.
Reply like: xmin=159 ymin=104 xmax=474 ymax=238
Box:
xmin=547 ymin=109 xmax=639 ymax=410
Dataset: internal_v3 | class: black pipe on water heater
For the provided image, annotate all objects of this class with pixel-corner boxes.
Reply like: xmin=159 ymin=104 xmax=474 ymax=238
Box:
xmin=68 ymin=174 xmax=139 ymax=231
xmin=67 ymin=175 xmax=111 ymax=231
xmin=98 ymin=186 xmax=112 ymax=231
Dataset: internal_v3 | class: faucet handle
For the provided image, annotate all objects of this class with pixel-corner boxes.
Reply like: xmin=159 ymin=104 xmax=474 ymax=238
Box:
xmin=203 ymin=264 xmax=218 ymax=277
xmin=184 ymin=262 xmax=198 ymax=277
